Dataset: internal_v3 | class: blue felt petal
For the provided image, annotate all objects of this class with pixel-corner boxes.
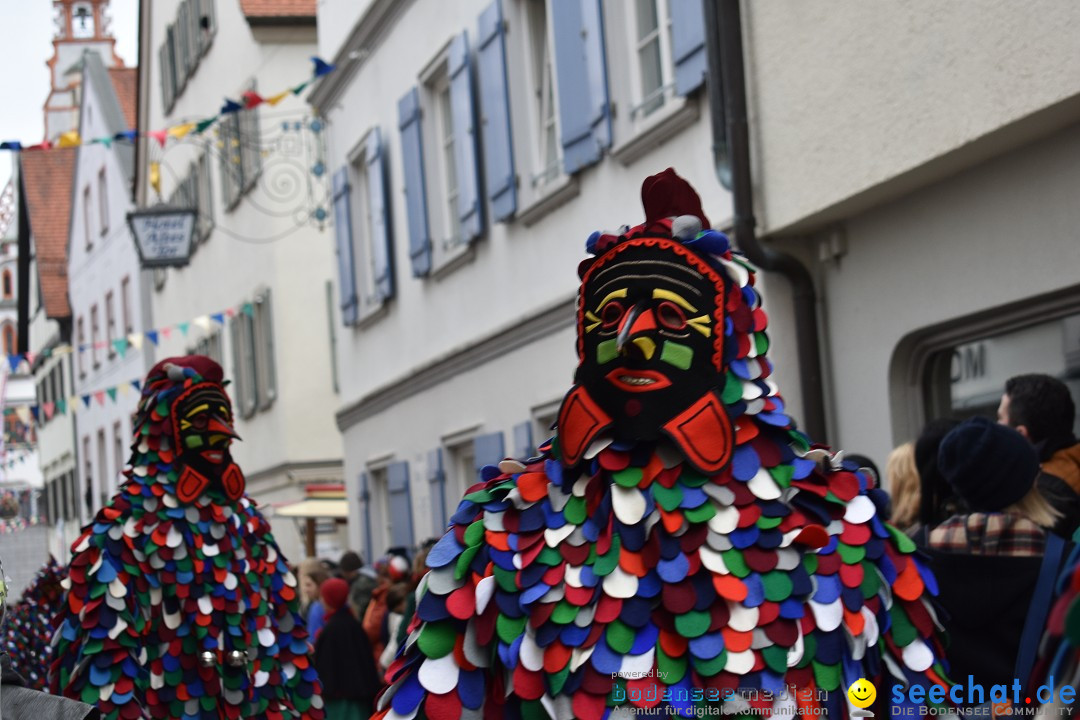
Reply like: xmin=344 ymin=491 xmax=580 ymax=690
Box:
xmin=688 ymin=631 xmax=724 ymax=660
xmin=731 ymin=445 xmax=761 ymax=482
xmin=427 ymin=533 xmax=464 ymax=568
xmin=657 ymin=554 xmax=690 ymax=583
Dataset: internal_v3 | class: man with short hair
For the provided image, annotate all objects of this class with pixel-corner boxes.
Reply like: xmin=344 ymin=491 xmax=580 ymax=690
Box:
xmin=998 ymin=373 xmax=1080 ymax=535
xmin=339 ymin=550 xmax=378 ymax=620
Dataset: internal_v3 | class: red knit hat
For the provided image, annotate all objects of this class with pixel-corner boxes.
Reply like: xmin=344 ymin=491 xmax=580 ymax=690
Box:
xmin=320 ymin=577 xmax=349 ymax=612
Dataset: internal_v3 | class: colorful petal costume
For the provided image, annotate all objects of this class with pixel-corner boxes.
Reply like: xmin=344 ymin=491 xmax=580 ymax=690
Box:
xmin=2 ymin=556 xmax=64 ymax=690
xmin=376 ymin=170 xmax=948 ymax=720
xmin=49 ymin=357 xmax=324 ymax=720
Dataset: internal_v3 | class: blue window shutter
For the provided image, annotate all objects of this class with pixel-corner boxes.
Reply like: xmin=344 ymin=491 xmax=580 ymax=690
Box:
xmin=332 ymin=167 xmax=358 ymax=325
xmin=476 ymin=0 xmax=516 ymax=222
xmin=513 ymin=420 xmax=534 ymax=460
xmin=670 ymin=0 xmax=706 ymax=96
xmin=365 ymin=127 xmax=394 ymax=301
xmin=448 ymin=31 xmax=484 ymax=243
xmin=360 ymin=471 xmax=373 ymax=565
xmin=427 ymin=448 xmax=447 ymax=533
xmin=551 ymin=0 xmax=611 ymax=175
xmin=387 ymin=461 xmax=414 ymax=550
xmin=398 ymin=87 xmax=432 ymax=277
xmin=472 ymin=432 xmax=505 ymax=480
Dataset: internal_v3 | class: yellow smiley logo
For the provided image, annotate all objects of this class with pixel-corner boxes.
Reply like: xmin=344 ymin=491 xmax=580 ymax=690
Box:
xmin=847 ymin=678 xmax=877 ymax=709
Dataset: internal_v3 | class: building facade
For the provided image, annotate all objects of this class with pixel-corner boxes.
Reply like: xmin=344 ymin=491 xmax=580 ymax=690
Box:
xmin=313 ymin=0 xmax=1080 ymax=559
xmin=134 ymin=0 xmax=344 ymax=561
xmin=67 ymin=49 xmax=147 ymax=522
xmin=311 ymin=0 xmax=740 ymax=560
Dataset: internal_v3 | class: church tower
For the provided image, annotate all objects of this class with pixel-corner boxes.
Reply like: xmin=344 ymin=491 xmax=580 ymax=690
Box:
xmin=43 ymin=0 xmax=125 ymax=141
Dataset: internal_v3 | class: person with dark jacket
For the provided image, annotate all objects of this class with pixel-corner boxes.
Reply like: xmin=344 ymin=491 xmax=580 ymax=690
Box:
xmin=999 ymin=373 xmax=1080 ymax=537
xmin=313 ymin=578 xmax=381 ymax=720
xmin=339 ymin=551 xmax=378 ymax=621
xmin=927 ymin=416 xmax=1067 ymax=689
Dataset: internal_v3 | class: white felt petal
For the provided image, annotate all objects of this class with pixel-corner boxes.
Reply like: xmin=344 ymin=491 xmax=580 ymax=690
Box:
xmin=699 ymin=545 xmax=729 ymax=574
xmin=483 ymin=511 xmax=506 ymax=532
xmin=748 ymin=468 xmax=781 ymax=500
xmin=742 ymin=380 xmax=763 ymax=400
xmin=612 ymin=486 xmax=646 ymax=525
xmin=810 ymin=599 xmax=843 ymax=632
xmin=545 ymin=523 xmax=575 ymax=547
xmin=499 ymin=459 xmax=527 ymax=475
xmin=464 ymin=623 xmax=488 ymax=668
xmin=602 ymin=566 xmax=639 ymax=599
xmin=564 ymin=565 xmax=583 ymax=588
xmin=727 ymin=602 xmax=759 ymax=632
xmin=258 ymin=627 xmax=275 ymax=647
xmin=725 ymin=649 xmax=755 ymax=674
xmin=419 ymin=655 xmax=460 ymax=694
xmin=619 ymin=648 xmax=655 ymax=678
xmin=787 ymin=629 xmax=804 ymax=668
xmin=776 ymin=549 xmax=800 ymax=571
xmin=708 ymin=505 xmax=740 ymax=534
xmin=474 ymin=575 xmax=496 ymax=614
xmin=584 ymin=437 xmax=612 ymax=459
xmin=705 ymin=530 xmax=733 ymax=552
xmin=198 ymin=596 xmax=213 ymax=615
xmin=109 ymin=578 xmax=127 ymax=598
xmin=519 ymin=631 xmax=544 ymax=672
xmin=844 ymin=495 xmax=876 ymax=524
xmin=861 ymin=606 xmax=880 ymax=646
xmin=572 ymin=476 xmax=590 ymax=498
xmin=570 ymin=645 xmax=595 ymax=672
xmin=902 ymin=638 xmax=933 ymax=672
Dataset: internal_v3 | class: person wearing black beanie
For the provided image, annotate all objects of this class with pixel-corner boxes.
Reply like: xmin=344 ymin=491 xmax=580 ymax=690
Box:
xmin=925 ymin=415 xmax=1067 ymax=690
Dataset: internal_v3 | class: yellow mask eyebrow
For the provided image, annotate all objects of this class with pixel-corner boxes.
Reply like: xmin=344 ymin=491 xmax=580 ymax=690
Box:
xmin=652 ymin=288 xmax=698 ymax=313
xmin=687 ymin=315 xmax=712 ymax=337
xmin=584 ymin=310 xmax=602 ymax=333
xmin=593 ymin=288 xmax=627 ymax=313
xmin=185 ymin=403 xmax=210 ymax=418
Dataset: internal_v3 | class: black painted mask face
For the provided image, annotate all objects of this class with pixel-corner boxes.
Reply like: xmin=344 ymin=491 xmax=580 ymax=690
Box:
xmin=172 ymin=384 xmax=243 ymax=502
xmin=575 ymin=238 xmax=722 ymax=441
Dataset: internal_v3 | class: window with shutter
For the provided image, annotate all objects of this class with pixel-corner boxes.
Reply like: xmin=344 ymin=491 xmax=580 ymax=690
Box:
xmin=345 ymin=127 xmax=395 ymax=322
xmin=551 ymin=0 xmax=612 ymax=175
xmin=332 ymin=166 xmax=359 ymax=326
xmin=477 ymin=0 xmax=517 ymax=222
xmin=398 ymin=87 xmax=431 ymax=278
xmin=253 ymin=288 xmax=276 ymax=410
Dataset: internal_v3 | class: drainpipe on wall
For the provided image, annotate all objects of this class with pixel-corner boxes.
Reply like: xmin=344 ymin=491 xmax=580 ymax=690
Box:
xmin=705 ymin=0 xmax=828 ymax=442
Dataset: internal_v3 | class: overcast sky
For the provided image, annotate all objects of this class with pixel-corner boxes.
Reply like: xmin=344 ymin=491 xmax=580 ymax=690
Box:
xmin=0 ymin=0 xmax=139 ymax=184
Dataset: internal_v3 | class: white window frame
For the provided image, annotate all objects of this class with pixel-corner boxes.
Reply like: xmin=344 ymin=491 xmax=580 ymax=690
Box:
xmin=97 ymin=167 xmax=108 ymax=236
xmin=230 ymin=310 xmax=258 ymax=418
xmin=524 ymin=0 xmax=562 ymax=189
xmin=441 ymin=424 xmax=481 ymax=506
xmin=83 ymin=185 xmax=92 ymax=250
xmin=628 ymin=0 xmax=676 ymax=122
xmin=77 ymin=316 xmax=86 ymax=378
xmin=105 ymin=290 xmax=116 ymax=358
xmin=253 ymin=288 xmax=276 ymax=410
xmin=419 ymin=42 xmax=471 ymax=273
xmin=366 ymin=463 xmax=392 ymax=559
xmin=90 ymin=304 xmax=100 ymax=369
xmin=121 ymin=275 xmax=132 ymax=334
xmin=345 ymin=132 xmax=391 ymax=321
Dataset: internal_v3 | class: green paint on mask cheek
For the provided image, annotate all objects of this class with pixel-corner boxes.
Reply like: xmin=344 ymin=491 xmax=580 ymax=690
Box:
xmin=184 ymin=435 xmax=204 ymax=449
xmin=597 ymin=339 xmax=619 ymax=365
xmin=660 ymin=342 xmax=693 ymax=370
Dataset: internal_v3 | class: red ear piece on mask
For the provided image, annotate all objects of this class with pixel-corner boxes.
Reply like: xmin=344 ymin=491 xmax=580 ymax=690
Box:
xmin=222 ymin=464 xmax=245 ymax=501
xmin=177 ymin=466 xmax=210 ymax=503
xmin=557 ymin=386 xmax=613 ymax=467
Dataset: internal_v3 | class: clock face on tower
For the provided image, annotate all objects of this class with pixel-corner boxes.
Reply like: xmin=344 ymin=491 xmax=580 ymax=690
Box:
xmin=72 ymin=2 xmax=96 ymax=39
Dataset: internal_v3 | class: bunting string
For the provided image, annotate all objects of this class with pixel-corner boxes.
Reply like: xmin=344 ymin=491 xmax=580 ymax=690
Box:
xmin=0 ymin=56 xmax=336 ymax=153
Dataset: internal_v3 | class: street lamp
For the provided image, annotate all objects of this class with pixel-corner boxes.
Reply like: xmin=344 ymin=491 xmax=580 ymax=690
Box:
xmin=127 ymin=205 xmax=197 ymax=268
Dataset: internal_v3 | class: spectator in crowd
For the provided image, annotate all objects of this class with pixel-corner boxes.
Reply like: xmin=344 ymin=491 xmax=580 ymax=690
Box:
xmin=313 ymin=578 xmax=380 ymax=720
xmin=378 ymin=582 xmax=411 ymax=672
xmin=913 ymin=417 xmax=962 ymax=544
xmin=885 ymin=441 xmax=921 ymax=534
xmin=298 ymin=557 xmax=330 ymax=639
xmin=393 ymin=538 xmax=437 ymax=652
xmin=999 ymin=373 xmax=1080 ymax=537
xmin=926 ymin=416 xmax=1065 ymax=689
xmin=339 ymin=550 xmax=378 ymax=621
xmin=362 ymin=555 xmax=410 ymax=663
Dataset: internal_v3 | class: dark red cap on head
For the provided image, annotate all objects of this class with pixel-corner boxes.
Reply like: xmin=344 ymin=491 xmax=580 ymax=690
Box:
xmin=147 ymin=355 xmax=225 ymax=383
xmin=321 ymin=577 xmax=349 ymax=612
xmin=641 ymin=167 xmax=710 ymax=229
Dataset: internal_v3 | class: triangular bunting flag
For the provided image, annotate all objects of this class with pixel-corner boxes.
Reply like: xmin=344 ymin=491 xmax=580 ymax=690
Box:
xmin=91 ymin=136 xmax=113 ymax=148
xmin=24 ymin=352 xmax=35 ymax=366
xmin=193 ymin=315 xmax=211 ymax=331
xmin=30 ymin=406 xmax=40 ymax=423
xmin=106 ymin=387 xmax=117 ymax=403
xmin=146 ymin=330 xmax=159 ymax=346
xmin=131 ymin=379 xmax=142 ymax=392
xmin=56 ymin=398 xmax=67 ymax=415
xmin=242 ymin=303 xmax=255 ymax=317
xmin=7 ymin=355 xmax=20 ymax=373
xmin=94 ymin=391 xmax=106 ymax=406
xmin=291 ymin=80 xmax=311 ymax=96
xmin=150 ymin=162 xmax=161 ymax=196
xmin=311 ymin=56 xmax=336 ymax=77
xmin=168 ymin=123 xmax=196 ymax=140
xmin=0 ymin=141 xmax=22 ymax=151
xmin=118 ymin=383 xmax=130 ymax=396
xmin=211 ymin=313 xmax=225 ymax=325
xmin=115 ymin=130 xmax=138 ymax=142
xmin=194 ymin=117 xmax=218 ymax=134
xmin=265 ymin=90 xmax=290 ymax=107
xmin=225 ymin=308 xmax=236 ymax=318
xmin=42 ymin=403 xmax=55 ymax=421
xmin=81 ymin=395 xmax=91 ymax=409
xmin=161 ymin=327 xmax=172 ymax=340
xmin=127 ymin=333 xmax=143 ymax=350
xmin=148 ymin=129 xmax=168 ymax=148
xmin=58 ymin=130 xmax=81 ymax=148
xmin=220 ymin=98 xmax=243 ymax=114
xmin=178 ymin=322 xmax=190 ymax=336
xmin=112 ymin=338 xmax=129 ymax=358
xmin=242 ymin=90 xmax=264 ymax=109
